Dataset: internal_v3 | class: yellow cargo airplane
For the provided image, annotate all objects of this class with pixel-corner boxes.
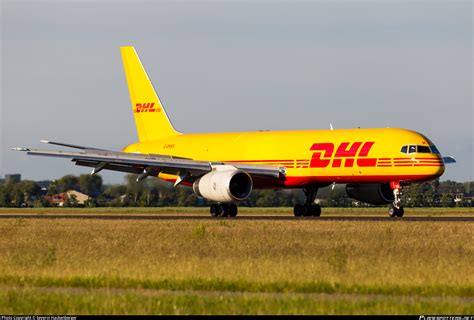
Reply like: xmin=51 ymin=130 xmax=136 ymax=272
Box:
xmin=14 ymin=46 xmax=456 ymax=217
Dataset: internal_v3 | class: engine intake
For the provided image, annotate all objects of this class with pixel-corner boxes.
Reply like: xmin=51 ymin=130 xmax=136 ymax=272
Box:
xmin=346 ymin=183 xmax=394 ymax=205
xmin=193 ymin=166 xmax=253 ymax=202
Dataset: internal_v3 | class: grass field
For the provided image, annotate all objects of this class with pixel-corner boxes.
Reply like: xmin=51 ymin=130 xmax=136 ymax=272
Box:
xmin=0 ymin=208 xmax=472 ymax=314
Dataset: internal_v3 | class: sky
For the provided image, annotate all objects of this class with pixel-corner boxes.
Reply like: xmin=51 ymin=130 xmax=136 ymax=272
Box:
xmin=1 ymin=0 xmax=472 ymax=184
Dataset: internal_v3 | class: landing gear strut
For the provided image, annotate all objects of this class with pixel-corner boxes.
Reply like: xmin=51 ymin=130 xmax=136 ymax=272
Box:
xmin=388 ymin=181 xmax=404 ymax=217
xmin=210 ymin=203 xmax=238 ymax=217
xmin=294 ymin=187 xmax=321 ymax=217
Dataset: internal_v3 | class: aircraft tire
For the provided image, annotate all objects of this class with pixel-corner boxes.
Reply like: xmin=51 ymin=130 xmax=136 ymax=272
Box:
xmin=396 ymin=206 xmax=404 ymax=217
xmin=311 ymin=204 xmax=321 ymax=217
xmin=388 ymin=205 xmax=404 ymax=218
xmin=302 ymin=205 xmax=312 ymax=217
xmin=210 ymin=204 xmax=222 ymax=217
xmin=294 ymin=204 xmax=304 ymax=217
xmin=228 ymin=203 xmax=238 ymax=217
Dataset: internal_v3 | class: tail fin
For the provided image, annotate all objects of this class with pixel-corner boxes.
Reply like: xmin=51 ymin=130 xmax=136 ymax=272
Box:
xmin=121 ymin=46 xmax=179 ymax=142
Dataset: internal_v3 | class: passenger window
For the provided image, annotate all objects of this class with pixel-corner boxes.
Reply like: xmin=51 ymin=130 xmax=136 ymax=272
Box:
xmin=400 ymin=146 xmax=408 ymax=154
xmin=417 ymin=146 xmax=431 ymax=153
xmin=408 ymin=145 xmax=416 ymax=154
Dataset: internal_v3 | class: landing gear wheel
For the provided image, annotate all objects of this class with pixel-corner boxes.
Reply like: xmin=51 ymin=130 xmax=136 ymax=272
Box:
xmin=311 ymin=204 xmax=321 ymax=217
xmin=302 ymin=205 xmax=312 ymax=217
xmin=294 ymin=204 xmax=321 ymax=217
xmin=294 ymin=187 xmax=323 ymax=217
xmin=210 ymin=203 xmax=238 ymax=217
xmin=226 ymin=203 xmax=238 ymax=217
xmin=294 ymin=204 xmax=304 ymax=217
xmin=388 ymin=205 xmax=404 ymax=218
xmin=397 ymin=207 xmax=405 ymax=217
xmin=210 ymin=204 xmax=223 ymax=217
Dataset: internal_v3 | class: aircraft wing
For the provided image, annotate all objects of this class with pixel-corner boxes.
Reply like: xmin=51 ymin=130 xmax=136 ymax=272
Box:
xmin=13 ymin=142 xmax=285 ymax=184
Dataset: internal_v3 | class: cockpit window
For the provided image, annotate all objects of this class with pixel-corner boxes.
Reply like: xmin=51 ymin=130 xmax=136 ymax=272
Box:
xmin=430 ymin=145 xmax=440 ymax=154
xmin=417 ymin=146 xmax=431 ymax=153
xmin=400 ymin=144 xmax=440 ymax=155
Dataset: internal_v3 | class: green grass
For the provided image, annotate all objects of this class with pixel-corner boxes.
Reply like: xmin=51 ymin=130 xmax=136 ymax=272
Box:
xmin=2 ymin=286 xmax=471 ymax=315
xmin=0 ymin=275 xmax=471 ymax=297
xmin=0 ymin=215 xmax=472 ymax=314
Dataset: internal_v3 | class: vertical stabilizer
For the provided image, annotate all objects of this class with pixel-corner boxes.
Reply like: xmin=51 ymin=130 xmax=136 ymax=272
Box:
xmin=121 ymin=46 xmax=179 ymax=142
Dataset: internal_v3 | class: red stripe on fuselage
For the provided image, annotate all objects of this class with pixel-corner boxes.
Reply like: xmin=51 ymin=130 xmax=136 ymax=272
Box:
xmin=282 ymin=174 xmax=439 ymax=186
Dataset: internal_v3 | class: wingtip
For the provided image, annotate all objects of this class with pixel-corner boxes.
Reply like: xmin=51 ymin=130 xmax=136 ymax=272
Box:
xmin=40 ymin=140 xmax=50 ymax=144
xmin=12 ymin=147 xmax=30 ymax=152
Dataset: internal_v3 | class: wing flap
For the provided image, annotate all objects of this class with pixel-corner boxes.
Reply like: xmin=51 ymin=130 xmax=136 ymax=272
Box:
xmin=74 ymin=160 xmax=144 ymax=175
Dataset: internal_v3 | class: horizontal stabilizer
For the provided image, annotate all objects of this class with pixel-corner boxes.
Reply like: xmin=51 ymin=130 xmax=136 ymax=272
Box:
xmin=442 ymin=156 xmax=456 ymax=164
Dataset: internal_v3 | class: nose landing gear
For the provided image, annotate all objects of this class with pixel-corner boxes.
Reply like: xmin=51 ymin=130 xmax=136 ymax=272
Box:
xmin=388 ymin=181 xmax=404 ymax=217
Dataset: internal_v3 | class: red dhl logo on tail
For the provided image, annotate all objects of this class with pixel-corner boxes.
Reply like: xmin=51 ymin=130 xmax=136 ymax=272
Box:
xmin=134 ymin=102 xmax=161 ymax=113
xmin=310 ymin=142 xmax=376 ymax=168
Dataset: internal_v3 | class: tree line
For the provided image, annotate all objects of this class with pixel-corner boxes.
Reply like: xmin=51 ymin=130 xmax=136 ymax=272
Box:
xmin=0 ymin=173 xmax=472 ymax=208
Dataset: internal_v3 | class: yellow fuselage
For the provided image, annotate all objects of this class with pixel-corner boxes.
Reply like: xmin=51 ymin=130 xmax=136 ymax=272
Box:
xmin=123 ymin=127 xmax=444 ymax=188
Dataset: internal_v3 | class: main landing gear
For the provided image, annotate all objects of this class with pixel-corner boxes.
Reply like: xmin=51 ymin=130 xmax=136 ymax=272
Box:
xmin=210 ymin=203 xmax=238 ymax=217
xmin=294 ymin=187 xmax=321 ymax=217
xmin=388 ymin=181 xmax=404 ymax=218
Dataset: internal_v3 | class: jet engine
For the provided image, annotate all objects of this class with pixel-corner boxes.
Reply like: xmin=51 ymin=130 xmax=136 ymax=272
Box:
xmin=346 ymin=183 xmax=394 ymax=205
xmin=193 ymin=166 xmax=253 ymax=202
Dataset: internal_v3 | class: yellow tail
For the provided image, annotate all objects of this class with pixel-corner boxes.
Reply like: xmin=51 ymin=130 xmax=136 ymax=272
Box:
xmin=121 ymin=46 xmax=179 ymax=142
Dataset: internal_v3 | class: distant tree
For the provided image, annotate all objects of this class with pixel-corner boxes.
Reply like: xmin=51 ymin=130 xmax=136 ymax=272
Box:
xmin=439 ymin=180 xmax=464 ymax=194
xmin=16 ymin=181 xmax=42 ymax=207
xmin=125 ymin=174 xmax=145 ymax=204
xmin=431 ymin=179 xmax=441 ymax=207
xmin=320 ymin=185 xmax=348 ymax=207
xmin=2 ymin=181 xmax=40 ymax=207
xmin=440 ymin=193 xmax=454 ymax=207
xmin=0 ymin=185 xmax=12 ymax=207
xmin=157 ymin=187 xmax=178 ymax=206
xmin=47 ymin=180 xmax=59 ymax=195
xmin=39 ymin=197 xmax=51 ymax=208
xmin=56 ymin=175 xmax=80 ymax=193
xmin=176 ymin=188 xmax=197 ymax=206
xmin=79 ymin=174 xmax=103 ymax=197
xmin=99 ymin=184 xmax=128 ymax=207
xmin=84 ymin=198 xmax=97 ymax=208
xmin=463 ymin=181 xmax=473 ymax=194
xmin=256 ymin=190 xmax=280 ymax=207
xmin=103 ymin=184 xmax=127 ymax=198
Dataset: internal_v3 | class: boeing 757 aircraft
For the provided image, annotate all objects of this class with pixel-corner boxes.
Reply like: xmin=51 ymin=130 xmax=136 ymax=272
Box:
xmin=14 ymin=47 xmax=456 ymax=217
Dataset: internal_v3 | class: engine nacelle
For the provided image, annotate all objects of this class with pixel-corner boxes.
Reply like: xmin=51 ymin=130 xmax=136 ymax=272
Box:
xmin=193 ymin=166 xmax=253 ymax=202
xmin=346 ymin=183 xmax=394 ymax=205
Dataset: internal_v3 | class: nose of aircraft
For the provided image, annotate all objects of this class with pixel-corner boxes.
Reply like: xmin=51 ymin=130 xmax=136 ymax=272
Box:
xmin=432 ymin=155 xmax=445 ymax=178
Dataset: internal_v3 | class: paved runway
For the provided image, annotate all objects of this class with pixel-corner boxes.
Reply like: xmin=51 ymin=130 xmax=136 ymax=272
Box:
xmin=0 ymin=214 xmax=472 ymax=222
